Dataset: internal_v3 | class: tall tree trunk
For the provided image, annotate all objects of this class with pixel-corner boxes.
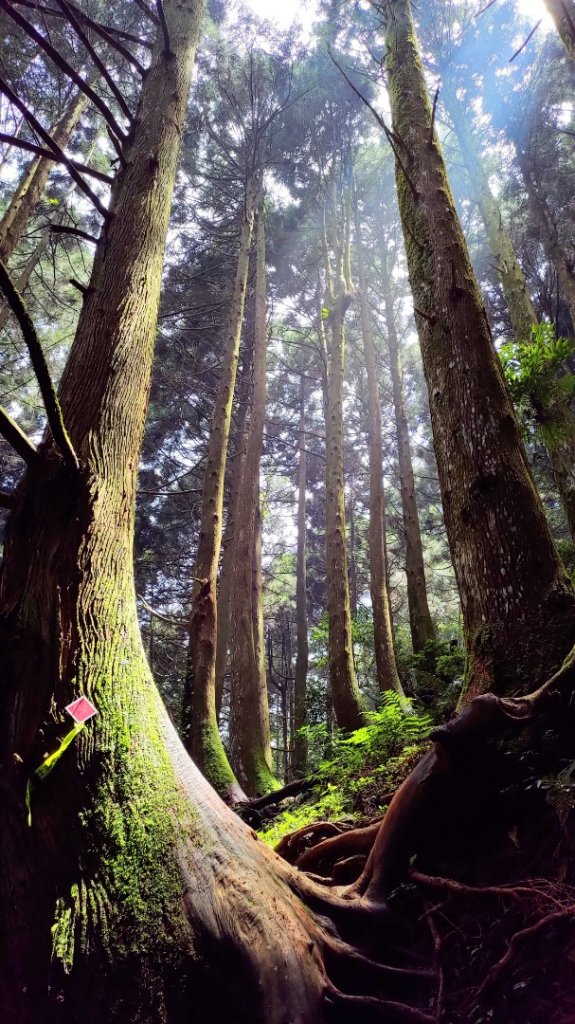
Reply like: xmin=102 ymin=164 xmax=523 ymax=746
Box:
xmin=544 ymin=0 xmax=575 ymax=60
xmin=214 ymin=351 xmax=251 ymax=720
xmin=444 ymin=86 xmax=536 ymax=344
xmin=443 ymin=90 xmax=575 ymax=538
xmin=0 ymin=1 xmax=212 ymax=1013
xmin=0 ymin=88 xmax=88 ymax=263
xmin=229 ymin=209 xmax=277 ymax=796
xmin=347 ymin=474 xmax=358 ymax=619
xmin=323 ymin=186 xmax=366 ymax=731
xmin=353 ymin=184 xmax=402 ymax=692
xmin=183 ymin=178 xmax=259 ymax=802
xmin=383 ymin=0 xmax=575 ymax=701
xmin=381 ymin=243 xmax=435 ymax=653
xmin=292 ymin=374 xmax=309 ymax=776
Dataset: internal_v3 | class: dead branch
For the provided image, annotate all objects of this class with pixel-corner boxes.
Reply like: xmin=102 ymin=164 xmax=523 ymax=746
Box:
xmin=0 ymin=261 xmax=78 ymax=470
xmin=0 ymin=0 xmax=128 ymax=157
xmin=0 ymin=78 xmax=108 ymax=217
xmin=509 ymin=20 xmax=541 ymax=62
xmin=53 ymin=0 xmax=134 ymax=120
xmin=0 ymin=405 xmax=39 ymax=466
xmin=0 ymin=133 xmax=113 ymax=182
xmin=12 ymin=0 xmax=152 ymax=50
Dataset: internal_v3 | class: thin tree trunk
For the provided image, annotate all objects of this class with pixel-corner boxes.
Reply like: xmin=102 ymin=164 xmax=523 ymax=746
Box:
xmin=444 ymin=87 xmax=537 ymax=344
xmin=229 ymin=208 xmax=277 ymax=796
xmin=353 ymin=183 xmax=402 ymax=691
xmin=347 ymin=475 xmax=358 ymax=619
xmin=214 ymin=351 xmax=251 ymax=719
xmin=381 ymin=243 xmax=435 ymax=653
xmin=323 ymin=182 xmax=366 ymax=731
xmin=292 ymin=374 xmax=309 ymax=776
xmin=383 ymin=0 xmax=575 ymax=701
xmin=544 ymin=0 xmax=575 ymax=60
xmin=0 ymin=88 xmax=88 ymax=263
xmin=0 ymin=230 xmax=48 ymax=332
xmin=183 ymin=178 xmax=259 ymax=802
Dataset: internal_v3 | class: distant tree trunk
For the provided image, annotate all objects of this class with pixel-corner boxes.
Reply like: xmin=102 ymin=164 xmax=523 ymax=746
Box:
xmin=183 ymin=178 xmax=259 ymax=802
xmin=544 ymin=0 xmax=575 ymax=60
xmin=383 ymin=0 xmax=575 ymax=701
xmin=444 ymin=86 xmax=536 ymax=344
xmin=347 ymin=471 xmax=358 ymax=618
xmin=353 ymin=184 xmax=402 ymax=692
xmin=292 ymin=374 xmax=309 ymax=776
xmin=229 ymin=208 xmax=278 ymax=796
xmin=0 ymin=88 xmax=88 ymax=263
xmin=214 ymin=349 xmax=251 ymax=719
xmin=323 ymin=186 xmax=366 ymax=730
xmin=381 ymin=243 xmax=435 ymax=653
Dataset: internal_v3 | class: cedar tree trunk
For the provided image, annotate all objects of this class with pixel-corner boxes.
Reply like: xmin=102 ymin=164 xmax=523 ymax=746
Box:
xmin=293 ymin=374 xmax=309 ymax=776
xmin=382 ymin=0 xmax=575 ymax=700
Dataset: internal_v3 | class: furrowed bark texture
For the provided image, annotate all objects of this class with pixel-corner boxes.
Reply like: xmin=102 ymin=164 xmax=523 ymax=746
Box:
xmin=183 ymin=178 xmax=259 ymax=802
xmin=293 ymin=374 xmax=309 ymax=776
xmin=229 ymin=210 xmax=278 ymax=796
xmin=447 ymin=90 xmax=575 ymax=539
xmin=214 ymin=357 xmax=250 ymax=719
xmin=383 ymin=0 xmax=575 ymax=700
xmin=0 ymin=88 xmax=88 ymax=264
xmin=353 ymin=185 xmax=402 ymax=691
xmin=544 ymin=0 xmax=575 ymax=59
xmin=381 ymin=245 xmax=435 ymax=653
xmin=322 ymin=182 xmax=365 ymax=731
xmin=0 ymin=0 xmax=212 ymax=1017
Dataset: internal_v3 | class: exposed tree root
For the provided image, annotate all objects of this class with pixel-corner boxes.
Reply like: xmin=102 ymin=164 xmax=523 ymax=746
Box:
xmin=276 ymin=820 xmax=354 ymax=863
xmin=477 ymin=905 xmax=575 ymax=996
xmin=295 ymin=819 xmax=382 ymax=874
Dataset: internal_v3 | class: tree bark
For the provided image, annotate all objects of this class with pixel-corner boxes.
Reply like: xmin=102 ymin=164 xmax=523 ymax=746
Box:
xmin=353 ymin=183 xmax=402 ymax=691
xmin=383 ymin=0 xmax=575 ymax=701
xmin=381 ymin=243 xmax=435 ymax=654
xmin=183 ymin=176 xmax=260 ymax=802
xmin=0 ymin=88 xmax=88 ymax=264
xmin=229 ymin=208 xmax=278 ymax=796
xmin=293 ymin=374 xmax=309 ymax=776
xmin=544 ymin=0 xmax=575 ymax=60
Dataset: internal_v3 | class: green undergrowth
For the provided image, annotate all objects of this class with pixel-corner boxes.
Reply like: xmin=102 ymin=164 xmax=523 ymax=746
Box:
xmin=259 ymin=692 xmax=432 ymax=847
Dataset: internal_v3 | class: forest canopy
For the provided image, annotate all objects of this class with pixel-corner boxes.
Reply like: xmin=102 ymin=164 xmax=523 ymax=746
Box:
xmin=2 ymin=0 xmax=575 ymax=1021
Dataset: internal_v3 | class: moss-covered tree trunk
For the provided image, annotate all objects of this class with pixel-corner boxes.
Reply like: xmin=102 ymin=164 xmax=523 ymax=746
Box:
xmin=544 ymin=0 xmax=575 ymax=60
xmin=183 ymin=177 xmax=260 ymax=802
xmin=228 ymin=209 xmax=278 ymax=795
xmin=382 ymin=0 xmax=575 ymax=700
xmin=353 ymin=184 xmax=402 ymax=692
xmin=446 ymin=88 xmax=575 ymax=539
xmin=381 ymin=244 xmax=435 ymax=653
xmin=0 ymin=88 xmax=88 ymax=263
xmin=293 ymin=373 xmax=309 ymax=776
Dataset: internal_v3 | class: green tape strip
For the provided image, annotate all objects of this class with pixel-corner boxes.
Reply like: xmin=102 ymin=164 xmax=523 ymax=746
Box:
xmin=35 ymin=722 xmax=85 ymax=780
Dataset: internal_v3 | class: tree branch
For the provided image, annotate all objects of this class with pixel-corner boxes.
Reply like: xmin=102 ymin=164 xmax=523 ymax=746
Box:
xmin=0 ymin=405 xmax=39 ymax=465
xmin=155 ymin=0 xmax=172 ymax=56
xmin=50 ymin=224 xmax=99 ymax=244
xmin=133 ymin=0 xmax=159 ymax=26
xmin=0 ymin=78 xmax=108 ymax=217
xmin=137 ymin=593 xmax=186 ymax=627
xmin=0 ymin=261 xmax=79 ymax=470
xmin=510 ymin=20 xmax=541 ymax=62
xmin=12 ymin=0 xmax=152 ymax=49
xmin=0 ymin=0 xmax=128 ymax=157
xmin=53 ymin=0 xmax=134 ymax=120
xmin=0 ymin=132 xmax=113 ymax=183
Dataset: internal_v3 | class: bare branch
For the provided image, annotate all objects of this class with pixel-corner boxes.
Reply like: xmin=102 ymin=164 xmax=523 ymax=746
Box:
xmin=0 ymin=78 xmax=108 ymax=217
xmin=53 ymin=0 xmax=134 ymax=120
xmin=50 ymin=224 xmax=99 ymax=244
xmin=0 ymin=260 xmax=79 ymax=470
xmin=510 ymin=20 xmax=541 ymax=62
xmin=12 ymin=0 xmax=152 ymax=49
xmin=133 ymin=0 xmax=159 ymax=26
xmin=155 ymin=0 xmax=172 ymax=56
xmin=0 ymin=405 xmax=39 ymax=465
xmin=0 ymin=0 xmax=128 ymax=157
xmin=137 ymin=593 xmax=186 ymax=627
xmin=0 ymin=132 xmax=113 ymax=183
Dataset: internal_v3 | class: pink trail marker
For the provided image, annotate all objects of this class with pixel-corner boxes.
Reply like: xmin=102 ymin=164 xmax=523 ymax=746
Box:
xmin=65 ymin=696 xmax=98 ymax=724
